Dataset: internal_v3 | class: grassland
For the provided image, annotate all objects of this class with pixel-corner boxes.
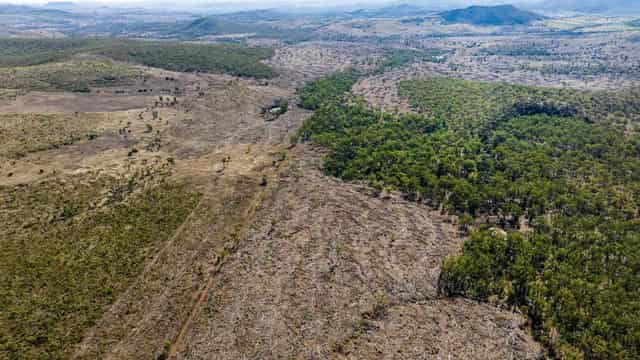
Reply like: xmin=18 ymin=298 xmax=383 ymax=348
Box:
xmin=0 ymin=178 xmax=201 ymax=359
xmin=0 ymin=112 xmax=113 ymax=159
xmin=0 ymin=38 xmax=276 ymax=79
xmin=0 ymin=60 xmax=141 ymax=93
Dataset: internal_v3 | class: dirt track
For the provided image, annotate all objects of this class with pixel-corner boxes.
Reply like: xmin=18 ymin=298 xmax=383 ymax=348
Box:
xmin=1 ymin=43 xmax=543 ymax=359
xmin=170 ymin=145 xmax=541 ymax=360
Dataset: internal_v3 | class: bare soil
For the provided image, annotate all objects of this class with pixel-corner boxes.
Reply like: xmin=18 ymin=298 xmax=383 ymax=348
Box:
xmin=1 ymin=42 xmax=549 ymax=359
xmin=353 ymin=33 xmax=640 ymax=112
xmin=170 ymin=145 xmax=542 ymax=359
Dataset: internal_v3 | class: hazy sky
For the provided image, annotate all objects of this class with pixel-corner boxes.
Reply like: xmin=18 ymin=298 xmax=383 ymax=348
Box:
xmin=12 ymin=0 xmax=615 ymax=15
xmin=4 ymin=0 xmax=540 ymax=6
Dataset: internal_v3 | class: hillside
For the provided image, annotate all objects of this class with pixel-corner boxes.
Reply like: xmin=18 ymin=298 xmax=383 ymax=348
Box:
xmin=440 ymin=5 xmax=545 ymax=26
xmin=0 ymin=38 xmax=275 ymax=78
xmin=300 ymin=72 xmax=640 ymax=359
xmin=178 ymin=17 xmax=257 ymax=37
xmin=534 ymin=0 xmax=640 ymax=14
xmin=177 ymin=16 xmax=313 ymax=42
xmin=349 ymin=4 xmax=429 ymax=18
xmin=0 ymin=4 xmax=74 ymax=16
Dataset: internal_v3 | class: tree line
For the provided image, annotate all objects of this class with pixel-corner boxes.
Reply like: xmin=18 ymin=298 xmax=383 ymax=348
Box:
xmin=297 ymin=73 xmax=640 ymax=359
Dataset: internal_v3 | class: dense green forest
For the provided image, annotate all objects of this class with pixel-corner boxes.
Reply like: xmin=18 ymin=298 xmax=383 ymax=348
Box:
xmin=298 ymin=74 xmax=640 ymax=359
xmin=0 ymin=38 xmax=101 ymax=67
xmin=297 ymin=49 xmax=448 ymax=110
xmin=95 ymin=41 xmax=275 ymax=78
xmin=0 ymin=38 xmax=275 ymax=78
xmin=298 ymin=69 xmax=361 ymax=110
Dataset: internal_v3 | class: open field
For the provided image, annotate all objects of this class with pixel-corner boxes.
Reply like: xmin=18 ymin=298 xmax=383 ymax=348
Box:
xmin=0 ymin=60 xmax=142 ymax=93
xmin=0 ymin=112 xmax=119 ymax=159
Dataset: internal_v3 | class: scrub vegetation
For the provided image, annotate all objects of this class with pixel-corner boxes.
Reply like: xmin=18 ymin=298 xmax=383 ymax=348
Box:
xmin=298 ymin=73 xmax=640 ymax=359
xmin=0 ymin=179 xmax=201 ymax=359
xmin=0 ymin=38 xmax=275 ymax=78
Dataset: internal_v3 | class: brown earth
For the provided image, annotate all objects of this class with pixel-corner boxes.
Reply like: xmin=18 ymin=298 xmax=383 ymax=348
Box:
xmin=1 ymin=46 xmax=544 ymax=359
xmin=352 ymin=33 xmax=640 ymax=113
xmin=167 ymin=145 xmax=541 ymax=360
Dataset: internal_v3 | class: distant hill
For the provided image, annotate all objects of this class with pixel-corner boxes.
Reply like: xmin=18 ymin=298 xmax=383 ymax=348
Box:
xmin=177 ymin=15 xmax=313 ymax=43
xmin=179 ymin=17 xmax=254 ymax=37
xmin=0 ymin=4 xmax=73 ymax=16
xmin=629 ymin=19 xmax=640 ymax=27
xmin=533 ymin=0 xmax=640 ymax=15
xmin=349 ymin=4 xmax=429 ymax=18
xmin=211 ymin=9 xmax=295 ymax=22
xmin=440 ymin=5 xmax=545 ymax=26
xmin=44 ymin=2 xmax=77 ymax=11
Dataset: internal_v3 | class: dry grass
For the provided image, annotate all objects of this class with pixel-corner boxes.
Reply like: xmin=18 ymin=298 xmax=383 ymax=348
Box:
xmin=0 ymin=112 xmax=117 ymax=159
xmin=0 ymin=171 xmax=201 ymax=359
xmin=0 ymin=60 xmax=141 ymax=93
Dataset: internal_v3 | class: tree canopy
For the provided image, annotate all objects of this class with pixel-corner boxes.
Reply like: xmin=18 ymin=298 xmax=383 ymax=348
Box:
xmin=299 ymin=74 xmax=640 ymax=359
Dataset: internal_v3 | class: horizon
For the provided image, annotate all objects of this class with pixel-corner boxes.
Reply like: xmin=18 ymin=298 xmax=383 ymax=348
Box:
xmin=0 ymin=0 xmax=557 ymax=11
xmin=1 ymin=0 xmax=636 ymax=16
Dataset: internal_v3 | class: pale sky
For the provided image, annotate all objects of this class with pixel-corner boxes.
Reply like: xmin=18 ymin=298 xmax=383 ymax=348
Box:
xmin=8 ymin=0 xmax=618 ymax=15
xmin=3 ymin=0 xmax=540 ymax=6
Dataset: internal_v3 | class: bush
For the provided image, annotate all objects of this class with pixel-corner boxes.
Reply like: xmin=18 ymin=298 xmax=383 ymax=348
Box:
xmin=298 ymin=69 xmax=361 ymax=110
xmin=0 ymin=38 xmax=276 ymax=79
xmin=0 ymin=181 xmax=201 ymax=358
xmin=300 ymin=74 xmax=640 ymax=359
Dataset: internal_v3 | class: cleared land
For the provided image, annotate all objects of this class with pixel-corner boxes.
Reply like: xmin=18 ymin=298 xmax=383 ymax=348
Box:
xmin=2 ymin=8 xmax=640 ymax=360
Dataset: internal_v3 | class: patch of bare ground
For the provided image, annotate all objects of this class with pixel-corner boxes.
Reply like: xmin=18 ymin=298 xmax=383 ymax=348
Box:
xmin=0 ymin=71 xmax=305 ymax=187
xmin=3 ymin=56 xmax=543 ymax=359
xmin=0 ymin=66 xmax=202 ymax=113
xmin=0 ymin=91 xmax=160 ymax=113
xmin=64 ymin=70 xmax=308 ymax=359
xmin=266 ymin=41 xmax=384 ymax=87
xmin=354 ymin=33 xmax=640 ymax=111
xmin=72 ymin=144 xmax=289 ymax=360
xmin=353 ymin=71 xmax=415 ymax=113
xmin=171 ymin=145 xmax=541 ymax=360
xmin=164 ymin=76 xmax=307 ymax=156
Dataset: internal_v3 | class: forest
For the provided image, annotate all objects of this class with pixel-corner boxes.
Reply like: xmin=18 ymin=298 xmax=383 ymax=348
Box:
xmin=0 ymin=38 xmax=275 ymax=78
xmin=298 ymin=69 xmax=361 ymax=110
xmin=298 ymin=73 xmax=640 ymax=359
